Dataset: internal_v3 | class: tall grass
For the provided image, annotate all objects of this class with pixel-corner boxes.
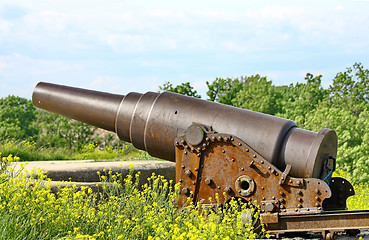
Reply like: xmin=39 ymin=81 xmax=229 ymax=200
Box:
xmin=0 ymin=141 xmax=157 ymax=161
xmin=0 ymin=153 xmax=268 ymax=240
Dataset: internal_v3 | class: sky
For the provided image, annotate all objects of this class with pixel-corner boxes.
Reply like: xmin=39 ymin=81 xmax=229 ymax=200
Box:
xmin=0 ymin=0 xmax=369 ymax=99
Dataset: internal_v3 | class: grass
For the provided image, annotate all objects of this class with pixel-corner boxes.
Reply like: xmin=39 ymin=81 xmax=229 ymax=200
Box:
xmin=0 ymin=141 xmax=158 ymax=161
xmin=0 ymin=154 xmax=268 ymax=240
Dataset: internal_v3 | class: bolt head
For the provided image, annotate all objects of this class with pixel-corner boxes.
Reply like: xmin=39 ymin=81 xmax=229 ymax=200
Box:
xmin=205 ymin=178 xmax=212 ymax=185
xmin=265 ymin=202 xmax=275 ymax=212
xmin=182 ymin=188 xmax=189 ymax=194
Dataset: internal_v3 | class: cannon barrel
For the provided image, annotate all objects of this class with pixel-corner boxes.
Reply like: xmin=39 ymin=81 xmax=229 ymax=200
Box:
xmin=32 ymin=82 xmax=337 ymax=179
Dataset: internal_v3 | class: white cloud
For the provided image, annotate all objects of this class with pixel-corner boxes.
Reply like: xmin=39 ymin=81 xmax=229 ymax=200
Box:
xmin=1 ymin=0 xmax=369 ymax=99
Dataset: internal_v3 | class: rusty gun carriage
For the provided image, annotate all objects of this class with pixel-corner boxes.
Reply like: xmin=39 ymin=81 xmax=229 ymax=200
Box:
xmin=33 ymin=82 xmax=369 ymax=239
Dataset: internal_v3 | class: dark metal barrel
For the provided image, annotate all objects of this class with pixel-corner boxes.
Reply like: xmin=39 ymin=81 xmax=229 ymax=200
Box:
xmin=32 ymin=82 xmax=337 ymax=179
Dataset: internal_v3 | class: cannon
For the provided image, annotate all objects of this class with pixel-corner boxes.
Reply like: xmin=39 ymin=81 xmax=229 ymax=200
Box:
xmin=33 ymin=82 xmax=369 ymax=239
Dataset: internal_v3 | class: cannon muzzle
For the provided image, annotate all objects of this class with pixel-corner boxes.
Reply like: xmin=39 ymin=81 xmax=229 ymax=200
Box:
xmin=33 ymin=82 xmax=337 ymax=179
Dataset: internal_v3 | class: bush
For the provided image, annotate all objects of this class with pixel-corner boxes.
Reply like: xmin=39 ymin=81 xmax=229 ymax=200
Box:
xmin=0 ymin=154 xmax=267 ymax=239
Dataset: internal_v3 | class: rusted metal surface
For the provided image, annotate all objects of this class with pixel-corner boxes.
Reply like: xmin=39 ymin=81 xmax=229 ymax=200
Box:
xmin=267 ymin=210 xmax=369 ymax=239
xmin=33 ymin=82 xmax=337 ymax=179
xmin=175 ymin=128 xmax=331 ymax=213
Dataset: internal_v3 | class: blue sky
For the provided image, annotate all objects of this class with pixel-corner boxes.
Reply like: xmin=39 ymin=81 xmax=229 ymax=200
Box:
xmin=1 ymin=0 xmax=368 ymax=99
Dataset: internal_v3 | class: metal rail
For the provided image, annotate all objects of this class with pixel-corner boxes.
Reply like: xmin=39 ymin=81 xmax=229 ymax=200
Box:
xmin=267 ymin=210 xmax=369 ymax=239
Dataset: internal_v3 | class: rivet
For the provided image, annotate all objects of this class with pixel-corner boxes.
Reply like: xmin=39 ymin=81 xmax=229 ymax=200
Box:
xmin=185 ymin=145 xmax=190 ymax=150
xmin=318 ymin=207 xmax=322 ymax=210
xmin=224 ymin=137 xmax=229 ymax=141
xmin=315 ymin=196 xmax=320 ymax=201
xmin=182 ymin=188 xmax=189 ymax=194
xmin=230 ymin=137 xmax=234 ymax=141
xmin=185 ymin=170 xmax=192 ymax=177
xmin=184 ymin=151 xmax=188 ymax=155
xmin=315 ymin=189 xmax=320 ymax=194
xmin=225 ymin=187 xmax=231 ymax=194
xmin=262 ymin=197 xmax=266 ymax=200
xmin=272 ymin=196 xmax=275 ymax=200
xmin=253 ymin=154 xmax=256 ymax=158
xmin=192 ymin=182 xmax=196 ymax=185
xmin=246 ymin=149 xmax=249 ymax=152
xmin=307 ymin=208 xmax=310 ymax=211
xmin=191 ymin=147 xmax=195 ymax=151
xmin=295 ymin=209 xmax=298 ymax=212
xmin=231 ymin=158 xmax=235 ymax=162
xmin=271 ymin=169 xmax=276 ymax=174
xmin=298 ymin=204 xmax=302 ymax=208
xmin=289 ymin=180 xmax=293 ymax=183
xmin=297 ymin=180 xmax=301 ymax=185
xmin=197 ymin=147 xmax=201 ymax=151
xmin=262 ymin=187 xmax=265 ymax=190
xmin=202 ymin=143 xmax=207 ymax=148
xmin=268 ymin=167 xmax=271 ymax=170
xmin=211 ymin=136 xmax=216 ymax=141
xmin=261 ymin=203 xmax=265 ymax=205
xmin=205 ymin=137 xmax=210 ymax=142
xmin=238 ymin=190 xmax=242 ymax=194
xmin=298 ymin=198 xmax=302 ymax=202
xmin=181 ymin=140 xmax=185 ymax=144
xmin=238 ymin=143 xmax=242 ymax=146
xmin=181 ymin=165 xmax=185 ymax=169
xmin=218 ymin=136 xmax=223 ymax=141
xmin=241 ymin=168 xmax=244 ymax=171
xmin=298 ymin=190 xmax=303 ymax=195
xmin=175 ymin=141 xmax=179 ymax=145
xmin=205 ymin=178 xmax=212 ymax=185
xmin=315 ymin=203 xmax=320 ymax=207
xmin=179 ymin=179 xmax=183 ymax=183
xmin=197 ymin=153 xmax=201 ymax=157
xmin=261 ymin=161 xmax=264 ymax=164
xmin=217 ymin=186 xmax=221 ymax=189
xmin=222 ymin=150 xmax=225 ymax=153
xmin=195 ymin=168 xmax=198 ymax=171
xmin=275 ymin=172 xmax=279 ymax=176
xmin=250 ymin=160 xmax=254 ymax=166
xmin=280 ymin=192 xmax=284 ymax=196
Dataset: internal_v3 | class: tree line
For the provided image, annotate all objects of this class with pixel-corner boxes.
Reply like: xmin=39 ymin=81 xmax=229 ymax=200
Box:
xmin=161 ymin=63 xmax=369 ymax=183
xmin=1 ymin=63 xmax=369 ymax=182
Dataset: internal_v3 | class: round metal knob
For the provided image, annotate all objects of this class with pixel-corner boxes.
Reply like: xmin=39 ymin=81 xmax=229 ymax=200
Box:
xmin=185 ymin=125 xmax=204 ymax=146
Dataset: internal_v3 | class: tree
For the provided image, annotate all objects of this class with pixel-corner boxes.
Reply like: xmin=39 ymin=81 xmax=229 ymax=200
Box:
xmin=231 ymin=75 xmax=281 ymax=115
xmin=159 ymin=82 xmax=201 ymax=98
xmin=35 ymin=110 xmax=96 ymax=150
xmin=206 ymin=77 xmax=243 ymax=105
xmin=329 ymin=62 xmax=369 ymax=116
xmin=277 ymin=73 xmax=328 ymax=126
xmin=0 ymin=96 xmax=38 ymax=141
